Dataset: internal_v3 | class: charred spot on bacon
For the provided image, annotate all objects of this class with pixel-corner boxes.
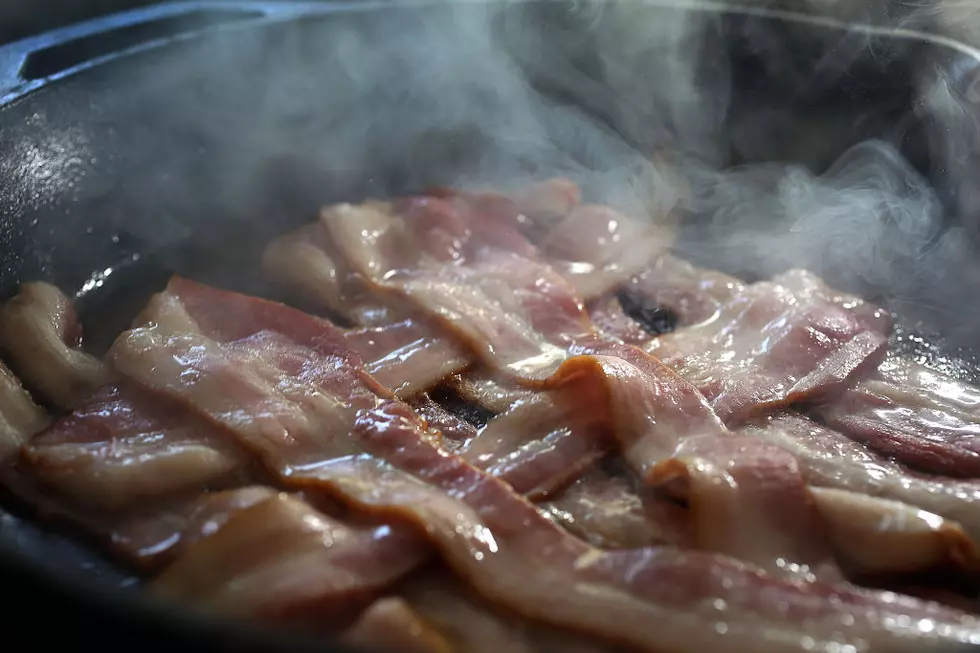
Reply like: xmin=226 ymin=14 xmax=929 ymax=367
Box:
xmin=2 ymin=179 xmax=980 ymax=653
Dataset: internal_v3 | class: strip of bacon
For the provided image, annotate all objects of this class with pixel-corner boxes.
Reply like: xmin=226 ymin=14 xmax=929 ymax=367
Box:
xmin=460 ymin=394 xmax=607 ymax=500
xmin=110 ymin=486 xmax=279 ymax=568
xmin=402 ymin=574 xmax=626 ymax=653
xmin=647 ymin=269 xmax=890 ymax=424
xmin=154 ymin=493 xmax=428 ymax=624
xmin=739 ymin=413 xmax=980 ymax=548
xmin=345 ymin=320 xmax=470 ymax=399
xmin=622 ymin=255 xmax=745 ymax=329
xmin=0 ymin=359 xmax=48 ymax=459
xmin=650 ymin=434 xmax=841 ymax=582
xmin=327 ymin=402 xmax=980 ymax=653
xmin=816 ymin=355 xmax=980 ymax=477
xmin=340 ymin=596 xmax=453 ymax=653
xmin=809 ymin=487 xmax=980 ymax=576
xmin=540 ymin=204 xmax=670 ymax=300
xmin=21 ymin=383 xmax=249 ymax=511
xmin=113 ymin=317 xmax=980 ymax=653
xmin=541 ymin=468 xmax=690 ymax=549
xmin=0 ymin=282 xmax=110 ymax=410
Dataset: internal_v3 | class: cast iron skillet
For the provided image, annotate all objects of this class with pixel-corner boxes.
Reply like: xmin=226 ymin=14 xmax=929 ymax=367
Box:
xmin=3 ymin=1 xmax=980 ymax=650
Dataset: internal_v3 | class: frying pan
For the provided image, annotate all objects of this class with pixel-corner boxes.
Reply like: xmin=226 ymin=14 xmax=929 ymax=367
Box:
xmin=2 ymin=1 xmax=980 ymax=650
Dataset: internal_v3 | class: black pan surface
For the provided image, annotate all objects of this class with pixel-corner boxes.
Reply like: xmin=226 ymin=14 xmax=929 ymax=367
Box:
xmin=3 ymin=1 xmax=980 ymax=650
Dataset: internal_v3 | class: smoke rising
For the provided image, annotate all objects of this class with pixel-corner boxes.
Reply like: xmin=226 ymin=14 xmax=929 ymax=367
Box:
xmin=64 ymin=0 xmax=980 ymax=351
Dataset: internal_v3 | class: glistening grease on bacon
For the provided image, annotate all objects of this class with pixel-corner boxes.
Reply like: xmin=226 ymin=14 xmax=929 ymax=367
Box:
xmin=647 ymin=269 xmax=890 ymax=424
xmin=816 ymin=354 xmax=980 ymax=478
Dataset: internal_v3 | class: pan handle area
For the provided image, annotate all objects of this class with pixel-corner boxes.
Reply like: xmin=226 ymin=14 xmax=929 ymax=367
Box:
xmin=0 ymin=1 xmax=367 ymax=104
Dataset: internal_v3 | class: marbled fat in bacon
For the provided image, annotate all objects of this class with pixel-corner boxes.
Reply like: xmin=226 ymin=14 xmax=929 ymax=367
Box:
xmin=22 ymin=383 xmax=248 ymax=511
xmin=739 ymin=413 xmax=980 ymax=553
xmin=816 ymin=355 xmax=980 ymax=478
xmin=154 ymin=493 xmax=429 ymax=623
xmin=647 ymin=269 xmax=890 ymax=424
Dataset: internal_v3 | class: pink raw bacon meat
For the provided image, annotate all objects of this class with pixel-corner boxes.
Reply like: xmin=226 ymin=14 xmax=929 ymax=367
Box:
xmin=647 ymin=269 xmax=891 ymax=424
xmin=107 ymin=303 xmax=980 ymax=651
xmin=21 ymin=383 xmax=249 ymax=511
xmin=816 ymin=354 xmax=980 ymax=478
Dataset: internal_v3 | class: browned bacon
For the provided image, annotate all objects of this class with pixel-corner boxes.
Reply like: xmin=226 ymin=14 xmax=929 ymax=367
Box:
xmin=0 ymin=282 xmax=109 ymax=410
xmin=22 ymin=383 xmax=248 ymax=510
xmin=0 ymin=359 xmax=48 ymax=459
xmin=154 ymin=493 xmax=429 ymax=623
xmin=816 ymin=355 xmax=980 ymax=478
xmin=647 ymin=269 xmax=890 ymax=424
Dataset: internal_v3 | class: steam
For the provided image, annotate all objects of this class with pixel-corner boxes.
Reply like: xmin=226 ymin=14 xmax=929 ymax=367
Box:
xmin=83 ymin=0 xmax=980 ymax=348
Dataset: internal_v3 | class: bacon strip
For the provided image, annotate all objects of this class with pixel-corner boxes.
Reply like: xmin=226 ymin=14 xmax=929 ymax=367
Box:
xmin=154 ymin=493 xmax=428 ymax=623
xmin=460 ymin=394 xmax=607 ymax=500
xmin=541 ymin=468 xmax=690 ymax=549
xmin=0 ymin=282 xmax=109 ymax=410
xmin=541 ymin=204 xmax=670 ymax=300
xmin=21 ymin=383 xmax=248 ymax=511
xmin=345 ymin=320 xmax=470 ymax=398
xmin=817 ymin=355 xmax=980 ymax=478
xmin=110 ymin=486 xmax=279 ymax=567
xmin=0 ymin=359 xmax=48 ymax=459
xmin=810 ymin=487 xmax=980 ymax=576
xmin=647 ymin=269 xmax=890 ymax=424
xmin=340 ymin=596 xmax=453 ymax=653
xmin=739 ymin=413 xmax=980 ymax=547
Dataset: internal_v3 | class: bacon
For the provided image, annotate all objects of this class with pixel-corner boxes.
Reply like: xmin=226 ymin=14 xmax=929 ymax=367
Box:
xmin=587 ymin=296 xmax=652 ymax=346
xmin=546 ymin=339 xmax=729 ymax=483
xmin=340 ymin=596 xmax=452 ymax=653
xmin=106 ymin=285 xmax=980 ymax=650
xmin=345 ymin=320 xmax=470 ymax=398
xmin=647 ymin=269 xmax=890 ymax=424
xmin=0 ymin=282 xmax=110 ymax=410
xmin=511 ymin=177 xmax=582 ymax=225
xmin=409 ymin=395 xmax=479 ymax=453
xmin=387 ymin=250 xmax=589 ymax=379
xmin=541 ymin=204 xmax=670 ymax=300
xmin=403 ymin=574 xmax=625 ymax=653
xmin=0 ymin=359 xmax=48 ymax=459
xmin=328 ymin=402 xmax=980 ymax=653
xmin=623 ymin=255 xmax=744 ymax=328
xmin=739 ymin=413 xmax=980 ymax=548
xmin=460 ymin=394 xmax=607 ymax=500
xmin=809 ymin=487 xmax=980 ymax=576
xmin=541 ymin=468 xmax=690 ymax=549
xmin=21 ymin=383 xmax=248 ymax=511
xmin=154 ymin=493 xmax=429 ymax=623
xmin=449 ymin=372 xmax=533 ymax=414
xmin=816 ymin=355 xmax=980 ymax=477
xmin=650 ymin=435 xmax=841 ymax=582
xmin=110 ymin=486 xmax=279 ymax=568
